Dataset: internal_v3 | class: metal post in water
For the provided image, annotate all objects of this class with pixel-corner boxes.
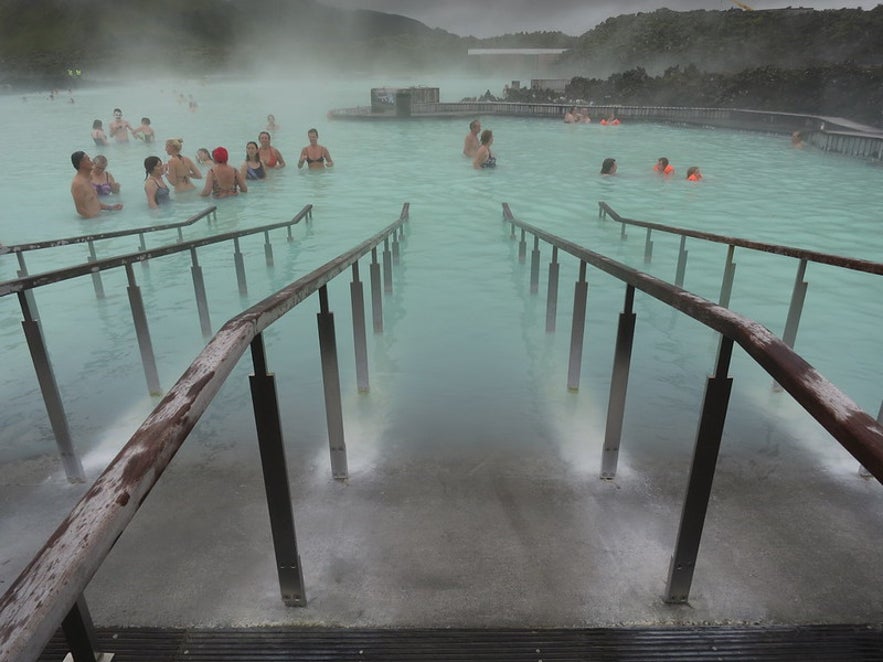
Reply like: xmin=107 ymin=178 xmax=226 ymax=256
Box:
xmin=370 ymin=247 xmax=383 ymax=333
xmin=138 ymin=231 xmax=146 ymax=252
xmin=601 ymin=285 xmax=637 ymax=479
xmin=665 ymin=336 xmax=734 ymax=604
xmin=518 ymin=229 xmax=527 ymax=263
xmin=675 ymin=235 xmax=688 ymax=288
xmin=61 ymin=595 xmax=112 ymax=662
xmin=392 ymin=229 xmax=400 ymax=265
xmin=530 ymin=235 xmax=541 ymax=294
xmin=190 ymin=247 xmax=212 ymax=339
xmin=546 ymin=246 xmax=559 ymax=333
xmin=644 ymin=228 xmax=653 ymax=263
xmin=567 ymin=261 xmax=589 ymax=391
xmin=248 ymin=333 xmax=307 ymax=607
xmin=18 ymin=291 xmax=85 ymax=484
xmin=233 ymin=237 xmax=248 ymax=296
xmin=125 ymin=264 xmax=162 ymax=396
xmin=176 ymin=227 xmax=184 ymax=243
xmin=264 ymin=230 xmax=274 ymax=267
xmin=16 ymin=253 xmax=40 ymax=320
xmin=86 ymin=240 xmax=105 ymax=299
xmin=317 ymin=285 xmax=348 ymax=479
xmin=620 ymin=220 xmax=627 ymax=240
xmin=382 ymin=237 xmax=393 ymax=294
xmin=350 ymin=262 xmax=370 ymax=392
xmin=782 ymin=258 xmax=808 ymax=349
xmin=718 ymin=245 xmax=736 ymax=308
xmin=859 ymin=402 xmax=882 ymax=478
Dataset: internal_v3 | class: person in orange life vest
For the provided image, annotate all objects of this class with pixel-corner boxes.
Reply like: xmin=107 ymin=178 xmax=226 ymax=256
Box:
xmin=600 ymin=113 xmax=620 ymax=126
xmin=686 ymin=166 xmax=703 ymax=181
xmin=654 ymin=157 xmax=674 ymax=176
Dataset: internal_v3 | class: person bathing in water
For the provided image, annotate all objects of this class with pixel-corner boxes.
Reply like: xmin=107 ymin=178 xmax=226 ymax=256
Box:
xmin=201 ymin=147 xmax=247 ymax=198
xmin=473 ymin=129 xmax=496 ymax=169
xmin=297 ymin=128 xmax=333 ymax=170
xmin=164 ymin=138 xmax=202 ymax=192
xmin=463 ymin=119 xmax=481 ymax=158
xmin=70 ymin=151 xmax=123 ymax=218
xmin=258 ymin=131 xmax=285 ymax=169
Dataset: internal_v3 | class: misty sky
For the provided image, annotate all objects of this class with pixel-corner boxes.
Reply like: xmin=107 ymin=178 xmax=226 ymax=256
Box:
xmin=321 ymin=1 xmax=864 ymax=37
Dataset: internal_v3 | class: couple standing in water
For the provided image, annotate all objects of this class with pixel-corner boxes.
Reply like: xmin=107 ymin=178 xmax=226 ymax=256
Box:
xmin=463 ymin=119 xmax=496 ymax=169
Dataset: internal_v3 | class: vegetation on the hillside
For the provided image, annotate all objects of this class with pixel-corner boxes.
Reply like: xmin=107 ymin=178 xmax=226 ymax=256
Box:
xmin=1 ymin=3 xmax=881 ymax=126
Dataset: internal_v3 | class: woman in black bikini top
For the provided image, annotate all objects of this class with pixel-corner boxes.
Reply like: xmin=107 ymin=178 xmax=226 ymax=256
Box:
xmin=297 ymin=128 xmax=334 ymax=170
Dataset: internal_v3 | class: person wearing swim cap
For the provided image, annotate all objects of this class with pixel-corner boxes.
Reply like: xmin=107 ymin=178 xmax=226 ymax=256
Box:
xmin=70 ymin=151 xmax=123 ymax=218
xmin=201 ymin=146 xmax=247 ymax=198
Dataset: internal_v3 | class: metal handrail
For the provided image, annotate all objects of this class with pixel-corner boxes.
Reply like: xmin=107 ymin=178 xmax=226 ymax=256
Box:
xmin=0 ymin=206 xmax=311 ymax=296
xmin=598 ymin=201 xmax=883 ymax=275
xmin=504 ymin=203 xmax=883 ymax=482
xmin=0 ymin=206 xmax=217 ymax=256
xmin=0 ymin=204 xmax=410 ymax=661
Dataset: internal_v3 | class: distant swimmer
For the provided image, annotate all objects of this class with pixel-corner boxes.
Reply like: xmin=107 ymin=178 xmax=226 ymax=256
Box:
xmin=90 ymin=155 xmax=121 ymax=196
xmin=258 ymin=131 xmax=285 ymax=168
xmin=132 ymin=117 xmax=155 ymax=143
xmin=91 ymin=119 xmax=108 ymax=146
xmin=164 ymin=138 xmax=202 ymax=192
xmin=266 ymin=114 xmax=279 ymax=131
xmin=201 ymin=147 xmax=247 ymax=198
xmin=463 ymin=119 xmax=481 ymax=158
xmin=601 ymin=157 xmax=617 ymax=175
xmin=144 ymin=156 xmax=171 ymax=208
xmin=108 ymin=108 xmax=134 ymax=143
xmin=791 ymin=131 xmax=805 ymax=149
xmin=70 ymin=151 xmax=123 ymax=218
xmin=564 ymin=107 xmax=578 ymax=124
xmin=686 ymin=166 xmax=703 ymax=181
xmin=473 ymin=129 xmax=496 ymax=169
xmin=654 ymin=157 xmax=674 ymax=176
xmin=600 ymin=113 xmax=621 ymax=126
xmin=241 ymin=141 xmax=265 ymax=180
xmin=297 ymin=128 xmax=333 ymax=170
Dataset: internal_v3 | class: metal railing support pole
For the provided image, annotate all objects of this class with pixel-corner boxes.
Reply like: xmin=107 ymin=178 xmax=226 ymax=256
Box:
xmin=18 ymin=292 xmax=85 ymax=484
xmin=530 ymin=235 xmax=541 ymax=294
xmin=264 ymin=230 xmax=274 ymax=267
xmin=137 ymin=231 xmax=147 ymax=252
xmin=248 ymin=333 xmax=307 ymax=607
xmin=176 ymin=227 xmax=184 ymax=243
xmin=601 ymin=285 xmax=637 ymax=479
xmin=233 ymin=237 xmax=248 ymax=296
xmin=567 ymin=261 xmax=589 ymax=391
xmin=518 ymin=229 xmax=527 ymax=263
xmin=370 ymin=247 xmax=383 ymax=333
xmin=392 ymin=229 xmax=400 ymax=265
xmin=125 ymin=264 xmax=162 ymax=396
xmin=545 ymin=246 xmax=559 ymax=333
xmin=859 ymin=402 xmax=882 ymax=478
xmin=190 ymin=247 xmax=212 ymax=339
xmin=675 ymin=235 xmax=688 ymax=287
xmin=719 ymin=245 xmax=736 ymax=308
xmin=317 ymin=286 xmax=349 ymax=479
xmin=61 ymin=595 xmax=113 ymax=662
xmin=86 ymin=240 xmax=105 ymax=299
xmin=620 ymin=220 xmax=627 ymax=240
xmin=16 ymin=253 xmax=41 ymax=320
xmin=665 ymin=336 xmax=734 ymax=604
xmin=382 ymin=238 xmax=393 ymax=294
xmin=782 ymin=258 xmax=809 ymax=349
xmin=644 ymin=228 xmax=653 ymax=263
xmin=350 ymin=262 xmax=370 ymax=392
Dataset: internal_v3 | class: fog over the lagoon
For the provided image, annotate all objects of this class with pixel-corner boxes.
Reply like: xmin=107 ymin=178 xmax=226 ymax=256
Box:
xmin=320 ymin=0 xmax=864 ymax=37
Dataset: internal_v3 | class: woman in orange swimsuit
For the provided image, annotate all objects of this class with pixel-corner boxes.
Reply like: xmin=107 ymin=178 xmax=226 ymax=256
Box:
xmin=258 ymin=131 xmax=285 ymax=169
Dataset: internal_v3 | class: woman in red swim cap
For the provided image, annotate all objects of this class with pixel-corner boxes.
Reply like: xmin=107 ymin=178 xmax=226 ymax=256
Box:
xmin=201 ymin=146 xmax=248 ymax=198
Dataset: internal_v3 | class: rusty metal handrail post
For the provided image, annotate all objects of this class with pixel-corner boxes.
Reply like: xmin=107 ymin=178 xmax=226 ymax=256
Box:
xmin=644 ymin=227 xmax=654 ymax=263
xmin=61 ymin=595 xmax=112 ymax=662
xmin=125 ymin=263 xmax=162 ymax=396
xmin=264 ymin=230 xmax=274 ymax=267
xmin=392 ymin=228 xmax=400 ymax=265
xmin=518 ymin=228 xmax=527 ymax=263
xmin=859 ymin=402 xmax=882 ymax=478
xmin=370 ymin=247 xmax=383 ymax=333
xmin=782 ymin=258 xmax=809 ymax=349
xmin=18 ymin=291 xmax=85 ymax=483
xmin=317 ymin=285 xmax=348 ymax=479
xmin=719 ymin=245 xmax=737 ymax=308
xmin=382 ymin=237 xmax=393 ymax=294
xmin=530 ymin=235 xmax=541 ymax=294
xmin=665 ymin=336 xmax=735 ymax=604
xmin=350 ymin=262 xmax=370 ymax=392
xmin=86 ymin=240 xmax=105 ymax=299
xmin=675 ymin=235 xmax=688 ymax=288
xmin=601 ymin=285 xmax=637 ymax=479
xmin=545 ymin=246 xmax=559 ymax=333
xmin=248 ymin=333 xmax=307 ymax=607
xmin=567 ymin=261 xmax=589 ymax=391
xmin=190 ymin=247 xmax=212 ymax=339
xmin=233 ymin=237 xmax=248 ymax=296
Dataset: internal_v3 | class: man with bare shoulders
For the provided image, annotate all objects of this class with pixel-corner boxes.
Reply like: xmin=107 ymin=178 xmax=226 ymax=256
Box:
xmin=463 ymin=119 xmax=481 ymax=158
xmin=70 ymin=151 xmax=123 ymax=218
xmin=108 ymin=108 xmax=133 ymax=143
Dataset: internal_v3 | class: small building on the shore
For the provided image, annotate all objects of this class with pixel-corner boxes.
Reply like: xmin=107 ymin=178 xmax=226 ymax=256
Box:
xmin=467 ymin=48 xmax=568 ymax=74
xmin=531 ymin=79 xmax=569 ymax=94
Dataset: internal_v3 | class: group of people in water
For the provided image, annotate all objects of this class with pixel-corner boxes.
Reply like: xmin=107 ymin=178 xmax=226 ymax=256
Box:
xmin=601 ymin=156 xmax=702 ymax=180
xmin=71 ymin=111 xmax=334 ymax=218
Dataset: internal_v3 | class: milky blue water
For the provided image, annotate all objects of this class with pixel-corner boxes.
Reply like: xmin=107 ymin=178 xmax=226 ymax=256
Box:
xmin=1 ymin=76 xmax=881 ymax=479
